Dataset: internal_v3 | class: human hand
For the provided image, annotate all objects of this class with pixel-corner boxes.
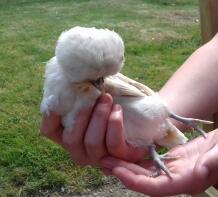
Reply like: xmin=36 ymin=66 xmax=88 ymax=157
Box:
xmin=40 ymin=93 xmax=146 ymax=167
xmin=101 ymin=130 xmax=218 ymax=196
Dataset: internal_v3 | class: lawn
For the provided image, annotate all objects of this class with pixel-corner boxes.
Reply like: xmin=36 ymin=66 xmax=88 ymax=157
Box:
xmin=0 ymin=0 xmax=200 ymax=196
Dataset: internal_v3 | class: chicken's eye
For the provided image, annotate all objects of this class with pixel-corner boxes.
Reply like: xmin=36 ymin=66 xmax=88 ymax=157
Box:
xmin=91 ymin=77 xmax=104 ymax=91
xmin=95 ymin=77 xmax=104 ymax=86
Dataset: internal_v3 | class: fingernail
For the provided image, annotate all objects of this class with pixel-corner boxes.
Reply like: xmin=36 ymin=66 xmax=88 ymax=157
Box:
xmin=99 ymin=94 xmax=111 ymax=104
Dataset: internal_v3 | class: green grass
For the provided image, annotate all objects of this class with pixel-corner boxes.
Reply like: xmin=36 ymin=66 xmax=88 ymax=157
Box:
xmin=0 ymin=0 xmax=201 ymax=195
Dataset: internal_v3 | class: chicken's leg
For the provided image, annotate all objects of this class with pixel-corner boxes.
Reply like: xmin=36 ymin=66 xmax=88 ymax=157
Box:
xmin=148 ymin=145 xmax=174 ymax=178
xmin=169 ymin=112 xmax=213 ymax=138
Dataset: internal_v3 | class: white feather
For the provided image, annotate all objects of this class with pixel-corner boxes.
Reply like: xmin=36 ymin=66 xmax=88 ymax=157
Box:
xmin=55 ymin=26 xmax=124 ymax=83
xmin=41 ymin=26 xmax=124 ymax=132
xmin=41 ymin=26 xmax=187 ymax=147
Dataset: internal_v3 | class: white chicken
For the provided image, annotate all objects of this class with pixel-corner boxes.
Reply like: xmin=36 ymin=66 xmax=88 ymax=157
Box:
xmin=41 ymin=26 xmax=212 ymax=177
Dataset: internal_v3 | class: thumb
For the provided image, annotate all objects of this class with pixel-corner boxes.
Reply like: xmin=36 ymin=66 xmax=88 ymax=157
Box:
xmin=195 ymin=147 xmax=218 ymax=186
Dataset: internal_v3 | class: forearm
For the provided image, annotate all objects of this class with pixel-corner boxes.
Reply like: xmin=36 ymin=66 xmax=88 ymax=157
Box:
xmin=160 ymin=33 xmax=218 ymax=121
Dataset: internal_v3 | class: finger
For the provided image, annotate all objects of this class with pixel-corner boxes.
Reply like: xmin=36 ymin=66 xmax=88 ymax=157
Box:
xmin=113 ymin=166 xmax=175 ymax=197
xmin=84 ymin=94 xmax=113 ymax=164
xmin=101 ymin=157 xmax=152 ymax=176
xmin=62 ymin=106 xmax=93 ymax=166
xmin=40 ymin=112 xmax=63 ymax=145
xmin=194 ymin=146 xmax=218 ymax=193
xmin=106 ymin=105 xmax=146 ymax=162
xmin=102 ymin=157 xmax=184 ymax=196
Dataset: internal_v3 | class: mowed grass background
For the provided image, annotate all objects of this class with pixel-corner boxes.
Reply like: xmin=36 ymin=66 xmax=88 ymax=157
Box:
xmin=0 ymin=0 xmax=200 ymax=195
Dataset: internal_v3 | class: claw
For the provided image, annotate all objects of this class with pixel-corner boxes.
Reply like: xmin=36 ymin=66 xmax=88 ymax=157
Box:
xmin=169 ymin=112 xmax=213 ymax=138
xmin=192 ymin=119 xmax=213 ymax=125
xmin=195 ymin=125 xmax=207 ymax=138
xmin=159 ymin=153 xmax=180 ymax=160
xmin=148 ymin=145 xmax=174 ymax=178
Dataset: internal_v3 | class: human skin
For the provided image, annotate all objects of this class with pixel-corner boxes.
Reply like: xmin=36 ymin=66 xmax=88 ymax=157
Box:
xmin=41 ymin=33 xmax=218 ymax=195
xmin=159 ymin=33 xmax=218 ymax=122
xmin=101 ymin=129 xmax=218 ymax=196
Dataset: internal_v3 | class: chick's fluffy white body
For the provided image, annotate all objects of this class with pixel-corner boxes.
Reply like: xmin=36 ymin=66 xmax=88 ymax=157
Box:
xmin=41 ymin=56 xmax=101 ymax=130
xmin=41 ymin=26 xmax=187 ymax=148
xmin=104 ymin=74 xmax=187 ymax=148
xmin=41 ymin=27 xmax=124 ymax=132
xmin=115 ymin=95 xmax=170 ymax=147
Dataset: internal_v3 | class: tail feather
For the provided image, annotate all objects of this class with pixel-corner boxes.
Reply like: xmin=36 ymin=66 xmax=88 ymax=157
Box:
xmin=156 ymin=121 xmax=188 ymax=148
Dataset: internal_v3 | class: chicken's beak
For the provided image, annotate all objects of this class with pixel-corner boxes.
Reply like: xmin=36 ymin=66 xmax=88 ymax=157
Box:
xmin=91 ymin=77 xmax=105 ymax=93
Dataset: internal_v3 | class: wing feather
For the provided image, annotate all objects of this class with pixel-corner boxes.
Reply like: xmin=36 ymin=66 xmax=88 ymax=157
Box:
xmin=105 ymin=73 xmax=154 ymax=97
xmin=115 ymin=73 xmax=154 ymax=96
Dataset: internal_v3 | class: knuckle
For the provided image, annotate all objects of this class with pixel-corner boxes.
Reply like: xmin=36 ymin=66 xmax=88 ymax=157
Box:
xmin=68 ymin=135 xmax=79 ymax=145
xmin=66 ymin=136 xmax=83 ymax=149
xmin=94 ymin=108 xmax=106 ymax=118
xmin=62 ymin=130 xmax=83 ymax=146
xmin=107 ymin=142 xmax=120 ymax=154
xmin=67 ymin=140 xmax=79 ymax=147
xmin=84 ymin=138 xmax=107 ymax=162
xmin=84 ymin=138 xmax=98 ymax=150
xmin=94 ymin=105 xmax=110 ymax=118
